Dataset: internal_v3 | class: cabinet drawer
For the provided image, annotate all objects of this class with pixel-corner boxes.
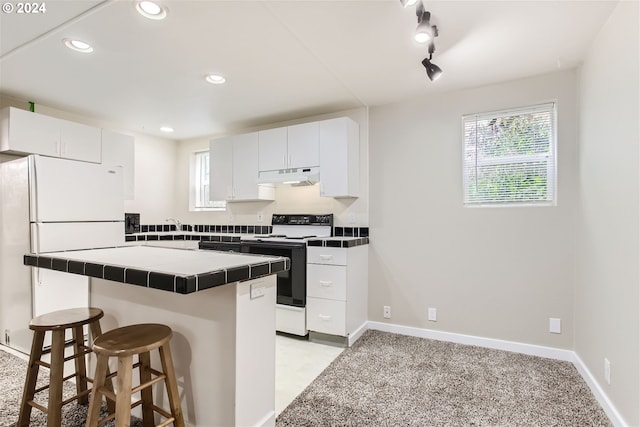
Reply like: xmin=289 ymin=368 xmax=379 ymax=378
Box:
xmin=307 ymin=264 xmax=346 ymax=300
xmin=307 ymin=298 xmax=346 ymax=336
xmin=307 ymin=246 xmax=347 ymax=265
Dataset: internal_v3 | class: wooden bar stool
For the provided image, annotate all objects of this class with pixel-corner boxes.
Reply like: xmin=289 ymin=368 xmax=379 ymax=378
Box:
xmin=86 ymin=323 xmax=185 ymax=427
xmin=17 ymin=307 xmax=114 ymax=427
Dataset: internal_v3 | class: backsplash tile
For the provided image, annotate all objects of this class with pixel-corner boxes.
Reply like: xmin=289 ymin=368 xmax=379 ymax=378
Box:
xmin=135 ymin=223 xmax=375 ymax=238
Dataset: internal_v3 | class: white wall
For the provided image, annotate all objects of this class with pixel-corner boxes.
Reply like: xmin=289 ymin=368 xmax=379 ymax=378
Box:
xmin=576 ymin=1 xmax=639 ymax=425
xmin=368 ymin=70 xmax=578 ymax=349
xmin=174 ymin=107 xmax=369 ymax=227
xmin=123 ymin=133 xmax=177 ymax=223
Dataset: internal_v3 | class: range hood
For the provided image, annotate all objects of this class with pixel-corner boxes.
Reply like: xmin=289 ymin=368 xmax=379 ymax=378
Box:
xmin=257 ymin=166 xmax=319 ymax=186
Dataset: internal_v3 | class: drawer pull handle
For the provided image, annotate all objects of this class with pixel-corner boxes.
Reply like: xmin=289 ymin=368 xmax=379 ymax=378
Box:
xmin=319 ymin=281 xmax=333 ymax=287
xmin=319 ymin=255 xmax=333 ymax=261
xmin=318 ymin=314 xmax=332 ymax=321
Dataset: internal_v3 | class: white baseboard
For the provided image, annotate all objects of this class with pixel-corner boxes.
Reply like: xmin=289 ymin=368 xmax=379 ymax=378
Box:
xmin=255 ymin=410 xmax=275 ymax=427
xmin=367 ymin=321 xmax=574 ymax=360
xmin=348 ymin=321 xmax=368 ymax=347
xmin=572 ymin=353 xmax=627 ymax=427
xmin=366 ymin=321 xmax=626 ymax=427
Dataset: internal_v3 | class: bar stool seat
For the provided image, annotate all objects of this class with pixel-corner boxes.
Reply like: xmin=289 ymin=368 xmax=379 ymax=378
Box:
xmin=17 ymin=307 xmax=113 ymax=427
xmin=86 ymin=323 xmax=185 ymax=427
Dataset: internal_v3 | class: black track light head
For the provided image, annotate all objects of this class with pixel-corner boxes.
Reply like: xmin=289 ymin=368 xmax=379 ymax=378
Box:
xmin=421 ymin=55 xmax=443 ymax=82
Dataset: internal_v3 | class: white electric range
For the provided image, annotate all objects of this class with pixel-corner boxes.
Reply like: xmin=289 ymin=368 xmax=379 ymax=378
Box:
xmin=200 ymin=214 xmax=333 ymax=336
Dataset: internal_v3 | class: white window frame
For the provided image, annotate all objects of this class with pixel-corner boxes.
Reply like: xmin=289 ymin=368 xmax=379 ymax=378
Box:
xmin=189 ymin=150 xmax=226 ymax=211
xmin=462 ymin=102 xmax=557 ymax=207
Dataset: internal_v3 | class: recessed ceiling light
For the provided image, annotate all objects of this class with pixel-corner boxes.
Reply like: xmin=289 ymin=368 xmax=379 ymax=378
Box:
xmin=206 ymin=74 xmax=226 ymax=85
xmin=136 ymin=1 xmax=167 ymax=20
xmin=63 ymin=38 xmax=94 ymax=53
xmin=160 ymin=126 xmax=174 ymax=133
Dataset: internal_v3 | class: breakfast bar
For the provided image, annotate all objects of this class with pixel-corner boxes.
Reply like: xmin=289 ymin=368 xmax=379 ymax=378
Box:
xmin=24 ymin=246 xmax=288 ymax=427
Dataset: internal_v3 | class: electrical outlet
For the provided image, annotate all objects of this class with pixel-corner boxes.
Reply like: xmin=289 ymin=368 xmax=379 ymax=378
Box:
xmin=604 ymin=358 xmax=611 ymax=384
xmin=383 ymin=306 xmax=391 ymax=319
xmin=257 ymin=212 xmax=264 ymax=222
xmin=428 ymin=307 xmax=437 ymax=321
xmin=349 ymin=212 xmax=357 ymax=224
xmin=549 ymin=318 xmax=561 ymax=334
xmin=228 ymin=212 xmax=235 ymax=222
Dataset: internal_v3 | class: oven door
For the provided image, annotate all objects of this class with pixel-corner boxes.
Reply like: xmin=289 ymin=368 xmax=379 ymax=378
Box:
xmin=240 ymin=240 xmax=306 ymax=307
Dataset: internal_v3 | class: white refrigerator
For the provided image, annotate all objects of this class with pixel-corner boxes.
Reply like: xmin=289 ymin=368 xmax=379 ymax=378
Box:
xmin=0 ymin=155 xmax=124 ymax=353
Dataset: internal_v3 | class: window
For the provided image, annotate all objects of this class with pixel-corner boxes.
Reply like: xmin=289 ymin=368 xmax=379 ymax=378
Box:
xmin=462 ymin=102 xmax=556 ymax=206
xmin=191 ymin=151 xmax=226 ymax=210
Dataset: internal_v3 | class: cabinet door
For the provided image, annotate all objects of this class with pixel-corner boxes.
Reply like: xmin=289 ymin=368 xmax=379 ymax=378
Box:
xmin=210 ymin=137 xmax=233 ymax=201
xmin=307 ymin=264 xmax=347 ymax=300
xmin=287 ymin=121 xmax=319 ymax=168
xmin=319 ymin=117 xmax=359 ymax=198
xmin=60 ymin=119 xmax=102 ymax=163
xmin=102 ymin=129 xmax=135 ymax=199
xmin=258 ymin=127 xmax=287 ymax=171
xmin=307 ymin=298 xmax=347 ymax=336
xmin=3 ymin=107 xmax=60 ymax=157
xmin=232 ymin=132 xmax=260 ymax=200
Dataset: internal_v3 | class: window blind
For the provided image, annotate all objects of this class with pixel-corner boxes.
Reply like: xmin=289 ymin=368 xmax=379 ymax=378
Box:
xmin=462 ymin=102 xmax=556 ymax=206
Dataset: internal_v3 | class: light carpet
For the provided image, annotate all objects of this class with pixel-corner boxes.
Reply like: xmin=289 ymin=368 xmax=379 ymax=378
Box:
xmin=0 ymin=349 xmax=141 ymax=427
xmin=276 ymin=330 xmax=612 ymax=426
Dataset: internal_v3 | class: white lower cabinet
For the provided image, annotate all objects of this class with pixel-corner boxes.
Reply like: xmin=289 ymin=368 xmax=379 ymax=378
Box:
xmin=306 ymin=244 xmax=368 ymax=344
xmin=307 ymin=298 xmax=347 ymax=336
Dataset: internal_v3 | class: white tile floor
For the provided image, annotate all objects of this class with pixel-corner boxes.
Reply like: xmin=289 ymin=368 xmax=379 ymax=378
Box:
xmin=275 ymin=334 xmax=344 ymax=415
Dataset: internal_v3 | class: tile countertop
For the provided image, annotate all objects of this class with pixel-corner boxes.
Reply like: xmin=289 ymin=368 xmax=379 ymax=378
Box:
xmin=24 ymin=246 xmax=289 ymax=294
xmin=125 ymin=232 xmax=248 ymax=242
xmin=307 ymin=236 xmax=370 ymax=248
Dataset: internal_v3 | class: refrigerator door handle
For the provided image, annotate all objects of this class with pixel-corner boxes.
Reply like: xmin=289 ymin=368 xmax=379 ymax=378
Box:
xmin=35 ymin=268 xmax=40 ymax=286
xmin=28 ymin=155 xmax=39 ymax=222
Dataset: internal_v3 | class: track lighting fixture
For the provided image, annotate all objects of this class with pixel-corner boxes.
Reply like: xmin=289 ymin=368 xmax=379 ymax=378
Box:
xmin=421 ymin=43 xmax=442 ymax=81
xmin=400 ymin=0 xmax=418 ymax=8
xmin=414 ymin=5 xmax=437 ymax=44
xmin=401 ymin=1 xmax=443 ymax=82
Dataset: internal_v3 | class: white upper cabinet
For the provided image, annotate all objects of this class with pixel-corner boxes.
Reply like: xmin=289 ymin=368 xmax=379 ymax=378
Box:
xmin=287 ymin=121 xmax=319 ymax=169
xmin=210 ymin=137 xmax=233 ymax=201
xmin=59 ymin=119 xmax=102 ymax=163
xmin=258 ymin=127 xmax=287 ymax=171
xmin=211 ymin=133 xmax=274 ymax=202
xmin=101 ymin=129 xmax=135 ymax=200
xmin=258 ymin=122 xmax=319 ymax=171
xmin=232 ymin=132 xmax=262 ymax=200
xmin=0 ymin=107 xmax=102 ymax=163
xmin=319 ymin=117 xmax=360 ymax=198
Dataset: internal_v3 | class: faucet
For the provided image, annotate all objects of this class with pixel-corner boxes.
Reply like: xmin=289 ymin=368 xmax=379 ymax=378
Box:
xmin=166 ymin=217 xmax=182 ymax=231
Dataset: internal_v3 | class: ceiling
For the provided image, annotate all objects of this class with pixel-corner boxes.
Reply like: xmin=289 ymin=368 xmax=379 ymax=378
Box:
xmin=0 ymin=0 xmax=618 ymax=140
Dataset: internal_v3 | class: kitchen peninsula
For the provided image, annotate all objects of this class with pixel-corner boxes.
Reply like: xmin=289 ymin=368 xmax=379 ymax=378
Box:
xmin=24 ymin=245 xmax=288 ymax=427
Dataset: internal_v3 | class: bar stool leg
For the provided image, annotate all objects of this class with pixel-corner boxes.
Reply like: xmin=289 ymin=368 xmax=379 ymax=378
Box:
xmin=159 ymin=342 xmax=185 ymax=427
xmin=48 ymin=329 xmax=65 ymax=426
xmin=138 ymin=351 xmax=155 ymax=427
xmin=115 ymin=355 xmax=134 ymax=427
xmin=72 ymin=326 xmax=89 ymax=404
xmin=17 ymin=330 xmax=45 ymax=427
xmin=89 ymin=320 xmax=116 ymax=414
xmin=86 ymin=353 xmax=108 ymax=427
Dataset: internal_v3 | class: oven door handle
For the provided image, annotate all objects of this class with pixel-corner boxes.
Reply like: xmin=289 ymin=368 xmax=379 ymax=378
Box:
xmin=318 ymin=314 xmax=332 ymax=321
xmin=319 ymin=280 xmax=333 ymax=287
